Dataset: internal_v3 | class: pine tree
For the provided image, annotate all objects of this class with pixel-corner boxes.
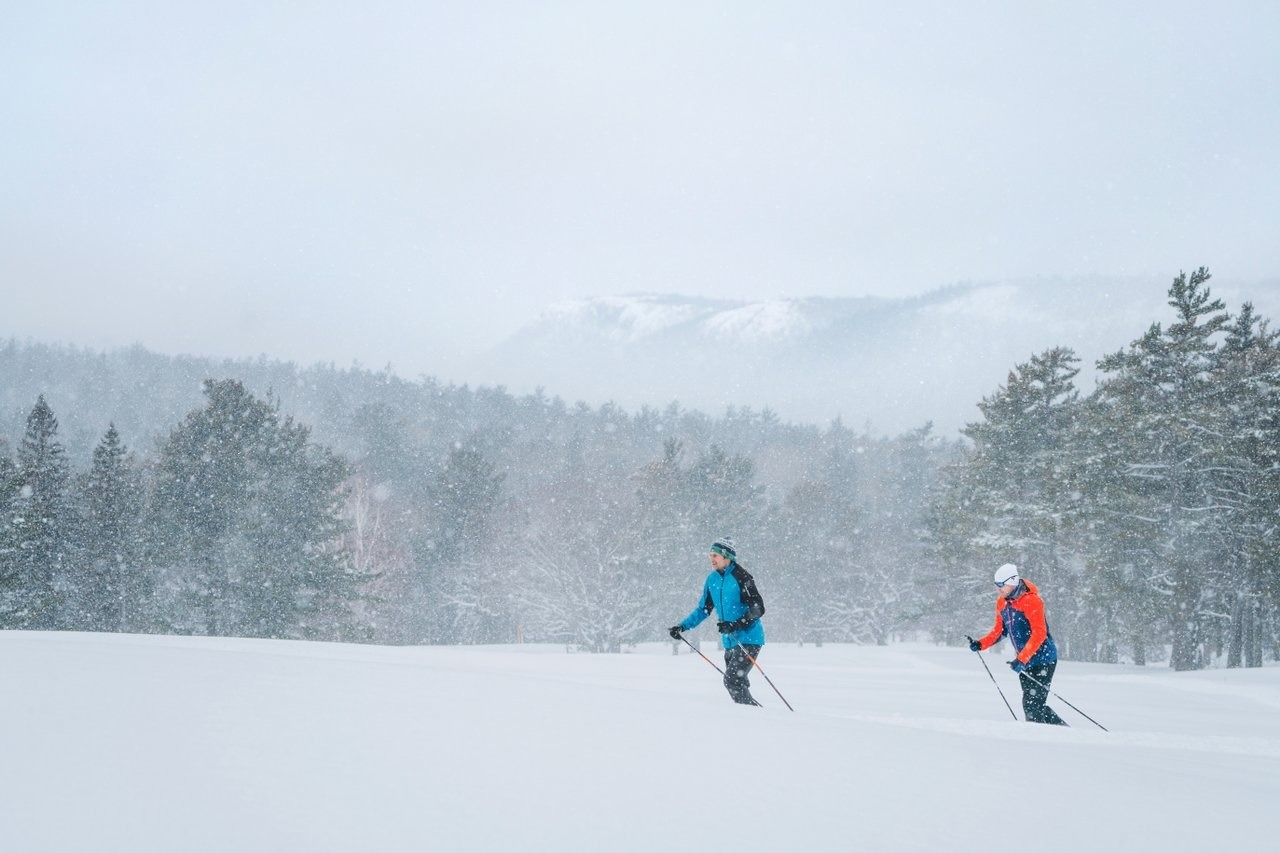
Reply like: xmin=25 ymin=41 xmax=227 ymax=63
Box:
xmin=1073 ymin=388 xmax=1162 ymax=664
xmin=3 ymin=397 xmax=75 ymax=629
xmin=427 ymin=445 xmax=505 ymax=643
xmin=432 ymin=447 xmax=503 ymax=568
xmin=1093 ymin=268 xmax=1230 ymax=670
xmin=1210 ymin=304 xmax=1280 ymax=667
xmin=149 ymin=379 xmax=359 ymax=639
xmin=858 ymin=424 xmax=940 ymax=644
xmin=78 ymin=424 xmax=145 ymax=631
xmin=962 ymin=347 xmax=1083 ymax=568
xmin=926 ymin=349 xmax=1084 ymax=652
xmin=681 ymin=444 xmax=763 ymax=540
xmin=0 ymin=447 xmax=22 ymax=623
xmin=632 ymin=438 xmax=693 ymax=635
xmin=770 ymin=476 xmax=859 ymax=643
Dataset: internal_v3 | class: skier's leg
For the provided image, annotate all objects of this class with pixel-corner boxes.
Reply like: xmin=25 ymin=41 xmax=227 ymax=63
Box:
xmin=1021 ymin=662 xmax=1068 ymax=725
xmin=723 ymin=645 xmax=760 ymax=705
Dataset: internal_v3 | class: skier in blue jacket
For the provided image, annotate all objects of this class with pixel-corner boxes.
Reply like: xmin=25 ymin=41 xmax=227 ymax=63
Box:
xmin=668 ymin=538 xmax=767 ymax=705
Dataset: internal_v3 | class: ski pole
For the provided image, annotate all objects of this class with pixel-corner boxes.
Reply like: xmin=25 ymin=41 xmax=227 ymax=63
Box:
xmin=733 ymin=640 xmax=794 ymax=712
xmin=676 ymin=632 xmax=726 ymax=676
xmin=1018 ymin=669 xmax=1109 ymax=732
xmin=967 ymin=635 xmax=1018 ymax=721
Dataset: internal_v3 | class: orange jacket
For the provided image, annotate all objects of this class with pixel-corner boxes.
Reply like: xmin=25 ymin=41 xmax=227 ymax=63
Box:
xmin=976 ymin=579 xmax=1057 ymax=666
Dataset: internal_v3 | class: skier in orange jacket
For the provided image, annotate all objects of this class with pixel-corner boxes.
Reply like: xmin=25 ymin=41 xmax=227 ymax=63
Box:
xmin=969 ymin=563 xmax=1067 ymax=725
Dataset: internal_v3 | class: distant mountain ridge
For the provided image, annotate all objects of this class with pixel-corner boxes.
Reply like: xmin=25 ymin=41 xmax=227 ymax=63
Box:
xmin=469 ymin=277 xmax=1280 ymax=437
xmin=535 ymin=293 xmax=854 ymax=344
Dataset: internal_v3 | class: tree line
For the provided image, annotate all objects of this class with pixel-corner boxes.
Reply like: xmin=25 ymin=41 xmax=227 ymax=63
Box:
xmin=2 ymin=268 xmax=1277 ymax=668
xmin=0 ymin=381 xmax=359 ymax=638
xmin=0 ymin=371 xmax=945 ymax=650
xmin=923 ymin=269 xmax=1280 ymax=669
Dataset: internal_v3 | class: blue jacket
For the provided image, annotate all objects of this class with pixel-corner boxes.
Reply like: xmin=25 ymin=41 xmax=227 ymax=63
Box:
xmin=679 ymin=562 xmax=766 ymax=649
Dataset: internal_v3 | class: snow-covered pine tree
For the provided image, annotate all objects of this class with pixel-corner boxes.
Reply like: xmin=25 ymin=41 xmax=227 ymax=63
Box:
xmin=1092 ymin=268 xmax=1230 ymax=670
xmin=924 ymin=348 xmax=1084 ymax=651
xmin=965 ymin=347 xmax=1082 ymax=572
xmin=0 ymin=446 xmax=21 ymax=624
xmin=429 ymin=445 xmax=506 ymax=644
xmin=3 ymin=396 xmax=75 ymax=629
xmin=1074 ymin=369 xmax=1164 ymax=664
xmin=769 ymin=474 xmax=859 ymax=644
xmin=77 ymin=424 xmax=145 ymax=632
xmin=1210 ymin=303 xmax=1280 ymax=667
xmin=149 ymin=379 xmax=358 ymax=639
xmin=680 ymin=444 xmax=765 ymax=550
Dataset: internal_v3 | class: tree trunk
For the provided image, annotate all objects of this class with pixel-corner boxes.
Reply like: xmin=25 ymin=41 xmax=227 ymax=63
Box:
xmin=1227 ymin=594 xmax=1244 ymax=668
xmin=1169 ymin=566 xmax=1202 ymax=671
xmin=1170 ymin=626 xmax=1199 ymax=670
xmin=1244 ymin=599 xmax=1262 ymax=668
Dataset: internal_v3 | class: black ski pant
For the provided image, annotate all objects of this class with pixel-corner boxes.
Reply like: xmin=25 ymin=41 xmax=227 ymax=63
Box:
xmin=1019 ymin=662 xmax=1067 ymax=725
xmin=724 ymin=644 xmax=762 ymax=706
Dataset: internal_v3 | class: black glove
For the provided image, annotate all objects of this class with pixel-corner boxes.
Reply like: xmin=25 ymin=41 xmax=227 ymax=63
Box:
xmin=1009 ymin=660 xmax=1027 ymax=674
xmin=668 ymin=625 xmax=683 ymax=640
xmin=968 ymin=637 xmax=982 ymax=653
xmin=717 ymin=620 xmax=734 ymax=634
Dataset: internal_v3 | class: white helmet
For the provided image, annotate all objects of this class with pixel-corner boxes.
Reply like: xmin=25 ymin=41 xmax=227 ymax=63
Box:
xmin=993 ymin=563 xmax=1020 ymax=587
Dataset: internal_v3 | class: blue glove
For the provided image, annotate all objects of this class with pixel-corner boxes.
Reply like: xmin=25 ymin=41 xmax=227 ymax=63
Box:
xmin=967 ymin=637 xmax=982 ymax=652
xmin=1009 ymin=660 xmax=1027 ymax=673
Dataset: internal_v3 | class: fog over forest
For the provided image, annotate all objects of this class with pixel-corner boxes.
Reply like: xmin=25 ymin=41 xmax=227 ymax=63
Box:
xmin=3 ymin=269 xmax=1278 ymax=672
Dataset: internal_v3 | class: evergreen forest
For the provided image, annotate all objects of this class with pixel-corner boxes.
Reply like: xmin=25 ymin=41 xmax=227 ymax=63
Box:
xmin=2 ymin=269 xmax=1277 ymax=670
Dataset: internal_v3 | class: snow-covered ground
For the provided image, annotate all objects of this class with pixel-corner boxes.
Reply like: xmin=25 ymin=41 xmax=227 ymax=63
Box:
xmin=2 ymin=632 xmax=1276 ymax=852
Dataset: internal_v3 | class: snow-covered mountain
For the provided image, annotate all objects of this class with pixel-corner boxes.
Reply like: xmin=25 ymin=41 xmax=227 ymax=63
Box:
xmin=468 ymin=277 xmax=1280 ymax=436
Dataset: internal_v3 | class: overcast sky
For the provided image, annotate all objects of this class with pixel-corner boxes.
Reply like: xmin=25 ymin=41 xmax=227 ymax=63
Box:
xmin=2 ymin=1 xmax=1277 ymax=384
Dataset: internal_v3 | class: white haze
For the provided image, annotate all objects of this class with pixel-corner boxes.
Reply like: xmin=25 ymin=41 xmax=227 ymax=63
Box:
xmin=1 ymin=2 xmax=1278 ymax=408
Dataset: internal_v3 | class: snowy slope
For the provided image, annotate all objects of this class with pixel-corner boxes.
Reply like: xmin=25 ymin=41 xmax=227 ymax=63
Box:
xmin=1 ymin=632 xmax=1277 ymax=852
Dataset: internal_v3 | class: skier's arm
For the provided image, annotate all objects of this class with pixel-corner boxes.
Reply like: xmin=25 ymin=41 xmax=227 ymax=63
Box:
xmin=679 ymin=585 xmax=715 ymax=631
xmin=741 ymin=574 xmax=765 ymax=619
xmin=726 ymin=573 xmax=765 ymax=630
